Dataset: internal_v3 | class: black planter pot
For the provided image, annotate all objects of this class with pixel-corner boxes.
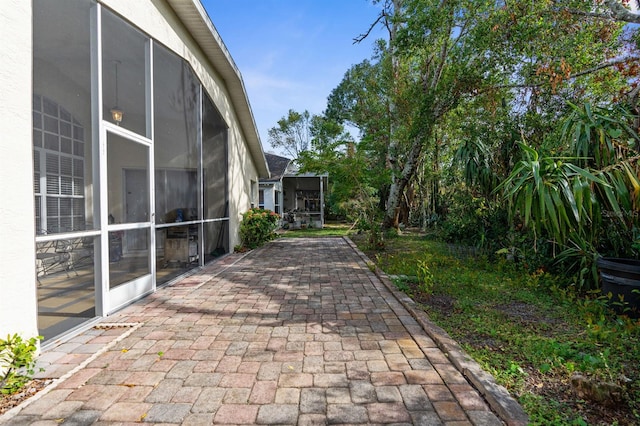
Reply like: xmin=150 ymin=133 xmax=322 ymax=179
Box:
xmin=597 ymin=257 xmax=640 ymax=316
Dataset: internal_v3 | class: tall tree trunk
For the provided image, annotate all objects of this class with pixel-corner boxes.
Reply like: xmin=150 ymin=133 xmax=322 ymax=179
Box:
xmin=383 ymin=136 xmax=425 ymax=229
xmin=432 ymin=137 xmax=440 ymax=215
xmin=382 ymin=0 xmax=403 ymax=229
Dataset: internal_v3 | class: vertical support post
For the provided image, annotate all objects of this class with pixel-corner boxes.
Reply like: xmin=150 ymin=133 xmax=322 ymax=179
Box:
xmin=91 ymin=2 xmax=108 ymax=316
xmin=320 ymin=175 xmax=325 ymax=227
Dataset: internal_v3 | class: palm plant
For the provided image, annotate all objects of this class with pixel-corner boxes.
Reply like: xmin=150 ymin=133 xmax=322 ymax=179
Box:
xmin=498 ymin=102 xmax=640 ymax=290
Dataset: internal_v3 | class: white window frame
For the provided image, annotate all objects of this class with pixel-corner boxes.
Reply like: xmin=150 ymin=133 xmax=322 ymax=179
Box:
xmin=274 ymin=190 xmax=281 ymax=214
xmin=33 ymin=95 xmax=86 ymax=234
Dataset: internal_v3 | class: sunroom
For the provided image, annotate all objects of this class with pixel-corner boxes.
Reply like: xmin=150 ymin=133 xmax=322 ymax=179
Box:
xmin=0 ymin=0 xmax=268 ymax=344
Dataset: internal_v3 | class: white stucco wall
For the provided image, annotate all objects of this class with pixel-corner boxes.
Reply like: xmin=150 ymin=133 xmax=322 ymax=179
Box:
xmin=0 ymin=2 xmax=39 ymax=339
xmin=228 ymin=132 xmax=258 ymax=248
xmin=260 ymin=185 xmax=277 ymax=211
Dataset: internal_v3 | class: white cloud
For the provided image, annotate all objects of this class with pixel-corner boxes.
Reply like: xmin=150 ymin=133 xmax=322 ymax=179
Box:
xmin=205 ymin=0 xmax=386 ymax=153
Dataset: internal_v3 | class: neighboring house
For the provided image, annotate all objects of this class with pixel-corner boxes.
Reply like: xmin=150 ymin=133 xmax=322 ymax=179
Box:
xmin=260 ymin=153 xmax=328 ymax=228
xmin=259 ymin=153 xmax=291 ymax=215
xmin=0 ymin=0 xmax=269 ymax=344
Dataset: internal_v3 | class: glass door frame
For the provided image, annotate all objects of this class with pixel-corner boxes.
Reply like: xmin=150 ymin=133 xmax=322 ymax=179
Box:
xmin=100 ymin=125 xmax=156 ymax=314
xmin=94 ymin=2 xmax=156 ymax=314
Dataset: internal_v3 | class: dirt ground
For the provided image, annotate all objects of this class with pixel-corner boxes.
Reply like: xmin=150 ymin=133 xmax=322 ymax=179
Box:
xmin=409 ymin=281 xmax=638 ymax=425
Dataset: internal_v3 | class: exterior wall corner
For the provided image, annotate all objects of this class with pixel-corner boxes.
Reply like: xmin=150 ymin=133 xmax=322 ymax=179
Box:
xmin=0 ymin=1 xmax=39 ymax=340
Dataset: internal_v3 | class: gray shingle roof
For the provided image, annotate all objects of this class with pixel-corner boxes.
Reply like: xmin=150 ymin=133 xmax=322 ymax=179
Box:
xmin=264 ymin=153 xmax=292 ymax=182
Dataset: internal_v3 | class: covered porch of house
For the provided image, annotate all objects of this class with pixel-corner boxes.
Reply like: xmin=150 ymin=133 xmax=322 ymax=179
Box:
xmin=281 ymin=173 xmax=328 ymax=229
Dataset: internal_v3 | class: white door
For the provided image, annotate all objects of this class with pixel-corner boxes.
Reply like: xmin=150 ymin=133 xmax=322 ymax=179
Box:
xmin=106 ymin=131 xmax=153 ymax=312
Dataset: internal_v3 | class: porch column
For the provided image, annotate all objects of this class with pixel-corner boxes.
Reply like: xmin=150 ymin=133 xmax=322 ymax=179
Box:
xmin=320 ymin=176 xmax=324 ymax=227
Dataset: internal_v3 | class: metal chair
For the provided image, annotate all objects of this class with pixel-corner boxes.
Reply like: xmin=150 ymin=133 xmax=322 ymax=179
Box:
xmin=36 ymin=238 xmax=78 ymax=281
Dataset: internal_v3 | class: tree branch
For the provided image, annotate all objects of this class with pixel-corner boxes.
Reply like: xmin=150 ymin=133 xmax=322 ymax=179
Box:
xmin=564 ymin=55 xmax=640 ymax=81
xmin=354 ymin=12 xmax=387 ymax=44
xmin=553 ymin=0 xmax=640 ymax=24
xmin=605 ymin=0 xmax=640 ymax=24
xmin=482 ymin=55 xmax=640 ymax=94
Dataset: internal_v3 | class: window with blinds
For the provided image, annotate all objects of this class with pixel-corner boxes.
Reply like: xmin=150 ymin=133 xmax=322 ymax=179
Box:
xmin=33 ymin=95 xmax=85 ymax=234
xmin=274 ymin=190 xmax=281 ymax=214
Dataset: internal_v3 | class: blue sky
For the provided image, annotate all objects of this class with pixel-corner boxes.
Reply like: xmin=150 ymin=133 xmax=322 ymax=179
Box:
xmin=202 ymin=0 xmax=386 ymax=154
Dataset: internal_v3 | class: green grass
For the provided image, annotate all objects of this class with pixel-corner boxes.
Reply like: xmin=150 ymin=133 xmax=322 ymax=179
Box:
xmin=353 ymin=233 xmax=640 ymax=425
xmin=278 ymin=221 xmax=353 ymax=238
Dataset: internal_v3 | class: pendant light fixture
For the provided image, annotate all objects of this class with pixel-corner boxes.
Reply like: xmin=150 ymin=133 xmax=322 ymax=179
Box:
xmin=110 ymin=60 xmax=123 ymax=125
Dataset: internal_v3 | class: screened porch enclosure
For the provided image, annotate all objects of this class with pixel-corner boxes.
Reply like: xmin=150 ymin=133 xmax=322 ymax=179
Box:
xmin=33 ymin=0 xmax=230 ymax=342
xmin=281 ymin=174 xmax=327 ymax=228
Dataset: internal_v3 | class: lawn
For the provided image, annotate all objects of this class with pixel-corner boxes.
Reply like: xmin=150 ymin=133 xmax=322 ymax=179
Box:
xmin=277 ymin=221 xmax=353 ymax=238
xmin=344 ymin=232 xmax=640 ymax=425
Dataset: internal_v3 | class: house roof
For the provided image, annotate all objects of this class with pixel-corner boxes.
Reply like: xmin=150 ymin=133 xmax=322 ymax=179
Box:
xmin=166 ymin=0 xmax=269 ymax=178
xmin=263 ymin=153 xmax=292 ymax=182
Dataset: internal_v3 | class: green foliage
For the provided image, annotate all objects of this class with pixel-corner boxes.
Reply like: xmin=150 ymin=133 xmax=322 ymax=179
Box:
xmin=267 ymin=109 xmax=313 ymax=160
xmin=437 ymin=187 xmax=509 ymax=253
xmin=497 ymin=142 xmax=605 ymax=244
xmin=0 ymin=334 xmax=42 ymax=395
xmin=238 ymin=208 xmax=279 ymax=250
xmin=299 ymin=116 xmax=387 ymax=250
xmin=281 ymin=222 xmax=352 ymax=238
xmin=357 ymin=234 xmax=640 ymax=424
xmin=563 ymin=102 xmax=640 ymax=169
xmin=415 ymin=259 xmax=434 ymax=297
xmin=296 ymin=0 xmax=640 ymax=291
xmin=519 ymin=394 xmax=586 ymax=426
xmin=497 ymin=102 xmax=640 ymax=290
xmin=392 ymin=277 xmax=412 ymax=294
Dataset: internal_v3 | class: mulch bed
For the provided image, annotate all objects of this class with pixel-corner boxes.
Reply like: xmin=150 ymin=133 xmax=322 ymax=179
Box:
xmin=0 ymin=379 xmax=52 ymax=416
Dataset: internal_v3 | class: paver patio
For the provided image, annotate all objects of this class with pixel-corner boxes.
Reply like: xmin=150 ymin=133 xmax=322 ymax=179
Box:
xmin=1 ymin=237 xmax=526 ymax=425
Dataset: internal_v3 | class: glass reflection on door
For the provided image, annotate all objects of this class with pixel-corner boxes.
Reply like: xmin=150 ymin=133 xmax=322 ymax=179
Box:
xmin=106 ymin=132 xmax=151 ymax=297
xmin=109 ymin=229 xmax=150 ymax=288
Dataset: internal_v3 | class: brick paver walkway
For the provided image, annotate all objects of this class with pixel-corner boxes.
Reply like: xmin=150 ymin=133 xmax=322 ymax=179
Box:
xmin=2 ymin=237 xmax=524 ymax=425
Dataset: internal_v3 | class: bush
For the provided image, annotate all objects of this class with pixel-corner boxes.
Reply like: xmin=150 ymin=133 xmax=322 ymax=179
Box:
xmin=0 ymin=334 xmax=42 ymax=395
xmin=239 ymin=208 xmax=279 ymax=249
xmin=438 ymin=189 xmax=509 ymax=254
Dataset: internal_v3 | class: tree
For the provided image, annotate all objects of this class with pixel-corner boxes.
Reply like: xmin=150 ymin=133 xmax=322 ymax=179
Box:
xmin=375 ymin=0 xmax=511 ymax=229
xmin=267 ymin=109 xmax=313 ymax=160
xmin=324 ymin=56 xmax=395 ymax=211
xmin=299 ymin=116 xmax=387 ymax=246
xmin=334 ymin=0 xmax=520 ymax=230
xmin=374 ymin=0 xmax=638 ymax=230
xmin=316 ymin=0 xmax=639 ymax=250
xmin=559 ymin=0 xmax=640 ymax=24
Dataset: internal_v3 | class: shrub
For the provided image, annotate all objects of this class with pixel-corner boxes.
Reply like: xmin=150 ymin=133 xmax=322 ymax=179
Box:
xmin=437 ymin=188 xmax=509 ymax=254
xmin=0 ymin=334 xmax=42 ymax=395
xmin=239 ymin=208 xmax=279 ymax=249
xmin=416 ymin=259 xmax=434 ymax=297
